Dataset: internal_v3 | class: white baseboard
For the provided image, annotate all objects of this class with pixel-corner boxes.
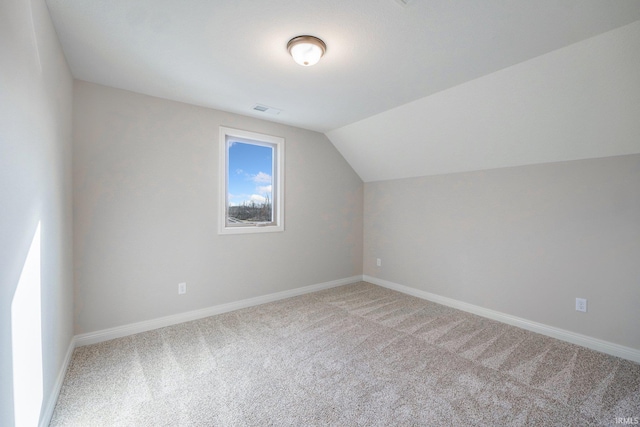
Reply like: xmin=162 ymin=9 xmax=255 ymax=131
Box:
xmin=40 ymin=335 xmax=76 ymax=427
xmin=363 ymin=275 xmax=640 ymax=364
xmin=75 ymin=276 xmax=362 ymax=348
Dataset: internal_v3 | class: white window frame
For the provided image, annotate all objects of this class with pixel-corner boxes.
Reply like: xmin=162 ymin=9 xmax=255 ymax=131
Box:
xmin=218 ymin=126 xmax=285 ymax=235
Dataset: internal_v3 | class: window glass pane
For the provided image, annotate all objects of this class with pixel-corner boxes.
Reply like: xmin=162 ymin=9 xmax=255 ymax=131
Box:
xmin=227 ymin=141 xmax=274 ymax=224
xmin=219 ymin=126 xmax=284 ymax=235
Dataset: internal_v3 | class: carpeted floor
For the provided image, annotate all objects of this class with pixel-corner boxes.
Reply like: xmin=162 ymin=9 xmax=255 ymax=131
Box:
xmin=51 ymin=282 xmax=640 ymax=426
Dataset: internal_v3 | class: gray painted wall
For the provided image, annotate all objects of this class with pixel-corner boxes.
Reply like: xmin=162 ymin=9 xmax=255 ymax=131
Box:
xmin=73 ymin=81 xmax=363 ymax=334
xmin=364 ymin=155 xmax=640 ymax=350
xmin=0 ymin=0 xmax=74 ymax=425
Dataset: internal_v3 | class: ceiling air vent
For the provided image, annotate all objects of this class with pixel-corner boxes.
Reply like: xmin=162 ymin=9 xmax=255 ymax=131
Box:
xmin=252 ymin=104 xmax=282 ymax=115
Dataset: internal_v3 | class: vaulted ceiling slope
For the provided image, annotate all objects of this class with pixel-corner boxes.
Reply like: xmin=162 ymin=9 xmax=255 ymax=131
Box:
xmin=329 ymin=20 xmax=640 ymax=181
xmin=47 ymin=0 xmax=640 ymax=181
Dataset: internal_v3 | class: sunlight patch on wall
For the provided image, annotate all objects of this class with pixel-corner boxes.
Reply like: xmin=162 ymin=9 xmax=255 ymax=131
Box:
xmin=11 ymin=221 xmax=43 ymax=426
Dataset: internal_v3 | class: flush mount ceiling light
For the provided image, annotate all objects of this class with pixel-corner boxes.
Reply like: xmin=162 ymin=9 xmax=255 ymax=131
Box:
xmin=287 ymin=35 xmax=326 ymax=67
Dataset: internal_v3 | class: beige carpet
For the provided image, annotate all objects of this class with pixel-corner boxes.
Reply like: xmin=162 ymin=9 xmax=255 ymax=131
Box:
xmin=51 ymin=282 xmax=640 ymax=426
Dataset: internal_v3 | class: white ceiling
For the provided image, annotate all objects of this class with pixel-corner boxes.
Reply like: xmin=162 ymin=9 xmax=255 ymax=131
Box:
xmin=328 ymin=19 xmax=640 ymax=181
xmin=47 ymin=0 xmax=640 ymax=181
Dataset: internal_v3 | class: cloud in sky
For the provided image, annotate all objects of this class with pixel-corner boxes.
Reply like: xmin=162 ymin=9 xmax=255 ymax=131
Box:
xmin=250 ymin=194 xmax=267 ymax=203
xmin=257 ymin=185 xmax=272 ymax=195
xmin=252 ymin=172 xmax=271 ymax=184
xmin=229 ymin=192 xmax=270 ymax=206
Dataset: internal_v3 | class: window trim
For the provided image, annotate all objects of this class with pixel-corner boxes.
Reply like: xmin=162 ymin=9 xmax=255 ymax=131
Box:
xmin=218 ymin=126 xmax=285 ymax=235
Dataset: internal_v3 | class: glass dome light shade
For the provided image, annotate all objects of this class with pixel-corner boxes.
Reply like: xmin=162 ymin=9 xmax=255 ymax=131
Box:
xmin=287 ymin=36 xmax=326 ymax=67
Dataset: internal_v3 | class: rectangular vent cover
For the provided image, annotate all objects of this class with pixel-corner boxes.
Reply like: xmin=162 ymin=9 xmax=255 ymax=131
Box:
xmin=252 ymin=104 xmax=282 ymax=115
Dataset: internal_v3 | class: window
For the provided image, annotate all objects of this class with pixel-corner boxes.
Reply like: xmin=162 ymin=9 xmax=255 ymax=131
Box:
xmin=219 ymin=127 xmax=284 ymax=234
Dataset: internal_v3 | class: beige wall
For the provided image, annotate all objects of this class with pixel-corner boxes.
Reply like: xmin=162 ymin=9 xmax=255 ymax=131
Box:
xmin=364 ymin=155 xmax=640 ymax=350
xmin=73 ymin=81 xmax=363 ymax=334
xmin=0 ymin=0 xmax=74 ymax=424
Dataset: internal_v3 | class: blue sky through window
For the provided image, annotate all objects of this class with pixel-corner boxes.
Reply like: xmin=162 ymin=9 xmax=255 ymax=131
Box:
xmin=228 ymin=141 xmax=273 ymax=207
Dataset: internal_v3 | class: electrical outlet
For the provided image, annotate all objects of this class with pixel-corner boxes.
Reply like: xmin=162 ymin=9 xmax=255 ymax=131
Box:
xmin=178 ymin=282 xmax=187 ymax=295
xmin=575 ymin=298 xmax=587 ymax=313
xmin=376 ymin=258 xmax=382 ymax=267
